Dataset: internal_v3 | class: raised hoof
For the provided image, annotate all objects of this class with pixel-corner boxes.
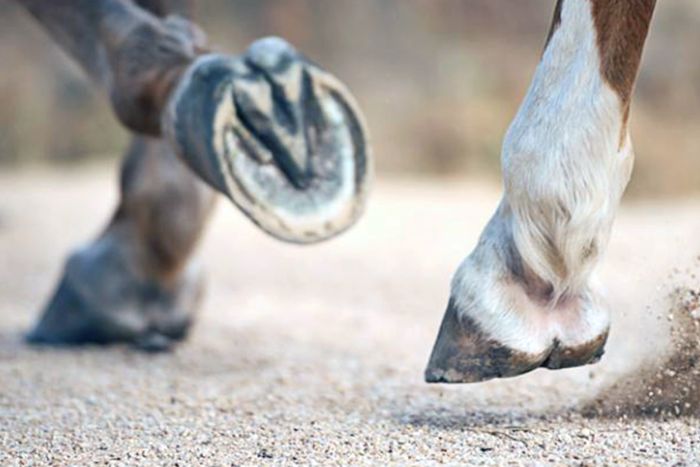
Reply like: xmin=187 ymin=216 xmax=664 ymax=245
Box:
xmin=27 ymin=247 xmax=200 ymax=351
xmin=165 ymin=36 xmax=371 ymax=244
xmin=424 ymin=299 xmax=608 ymax=384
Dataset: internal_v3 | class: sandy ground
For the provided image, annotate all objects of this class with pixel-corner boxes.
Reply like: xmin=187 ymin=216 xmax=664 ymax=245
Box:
xmin=0 ymin=165 xmax=699 ymax=465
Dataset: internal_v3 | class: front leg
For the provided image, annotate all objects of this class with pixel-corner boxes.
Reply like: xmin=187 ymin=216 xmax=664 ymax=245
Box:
xmin=426 ymin=0 xmax=655 ymax=383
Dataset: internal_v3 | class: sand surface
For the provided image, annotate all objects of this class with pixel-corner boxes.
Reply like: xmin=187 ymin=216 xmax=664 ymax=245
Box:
xmin=1 ymin=166 xmax=699 ymax=465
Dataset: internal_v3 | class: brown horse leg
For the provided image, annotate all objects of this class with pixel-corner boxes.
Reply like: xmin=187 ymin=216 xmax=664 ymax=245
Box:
xmin=27 ymin=1 xmax=216 ymax=350
xmin=20 ymin=0 xmax=205 ymax=136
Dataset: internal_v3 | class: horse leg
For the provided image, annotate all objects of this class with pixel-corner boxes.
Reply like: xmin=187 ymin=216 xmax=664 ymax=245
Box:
xmin=425 ymin=0 xmax=656 ymax=383
xmin=27 ymin=0 xmax=216 ymax=350
xmin=21 ymin=0 xmax=205 ymax=135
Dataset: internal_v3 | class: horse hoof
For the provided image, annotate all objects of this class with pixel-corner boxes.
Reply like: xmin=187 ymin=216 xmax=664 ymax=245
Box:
xmin=165 ymin=36 xmax=372 ymax=244
xmin=27 ymin=243 xmax=199 ymax=350
xmin=424 ymin=298 xmax=609 ymax=383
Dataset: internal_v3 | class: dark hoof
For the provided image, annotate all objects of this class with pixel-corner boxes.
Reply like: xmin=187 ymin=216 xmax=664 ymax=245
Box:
xmin=425 ymin=299 xmax=546 ymax=383
xmin=27 ymin=272 xmax=139 ymax=346
xmin=27 ymin=245 xmax=199 ymax=350
xmin=425 ymin=299 xmax=608 ymax=384
xmin=165 ymin=36 xmax=371 ymax=244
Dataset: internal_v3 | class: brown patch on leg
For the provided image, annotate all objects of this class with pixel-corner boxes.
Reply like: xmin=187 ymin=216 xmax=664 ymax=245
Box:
xmin=590 ymin=0 xmax=656 ymax=146
xmin=121 ymin=137 xmax=215 ymax=281
xmin=108 ymin=17 xmax=207 ymax=135
xmin=21 ymin=0 xmax=207 ymax=135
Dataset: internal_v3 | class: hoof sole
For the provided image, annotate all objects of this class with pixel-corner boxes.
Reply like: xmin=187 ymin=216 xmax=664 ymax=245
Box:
xmin=166 ymin=37 xmax=372 ymax=244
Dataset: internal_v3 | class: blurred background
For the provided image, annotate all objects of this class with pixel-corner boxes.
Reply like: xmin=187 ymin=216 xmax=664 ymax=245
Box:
xmin=1 ymin=0 xmax=699 ymax=197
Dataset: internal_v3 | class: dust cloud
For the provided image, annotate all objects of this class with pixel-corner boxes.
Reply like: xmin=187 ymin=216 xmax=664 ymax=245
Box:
xmin=585 ymin=284 xmax=700 ymax=418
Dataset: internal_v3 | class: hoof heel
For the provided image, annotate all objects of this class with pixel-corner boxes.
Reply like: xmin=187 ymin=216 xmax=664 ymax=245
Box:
xmin=541 ymin=333 xmax=608 ymax=370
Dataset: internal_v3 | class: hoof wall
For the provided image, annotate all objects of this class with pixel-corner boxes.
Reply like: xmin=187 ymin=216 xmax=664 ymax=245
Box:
xmin=166 ymin=37 xmax=372 ymax=244
xmin=27 ymin=249 xmax=196 ymax=351
xmin=425 ymin=299 xmax=609 ymax=384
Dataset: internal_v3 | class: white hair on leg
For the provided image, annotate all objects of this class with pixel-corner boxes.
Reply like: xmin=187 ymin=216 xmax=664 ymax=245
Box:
xmin=427 ymin=0 xmax=655 ymax=383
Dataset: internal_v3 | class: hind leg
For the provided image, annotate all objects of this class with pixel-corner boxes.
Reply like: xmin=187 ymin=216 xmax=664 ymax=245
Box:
xmin=28 ymin=137 xmax=215 ymax=350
